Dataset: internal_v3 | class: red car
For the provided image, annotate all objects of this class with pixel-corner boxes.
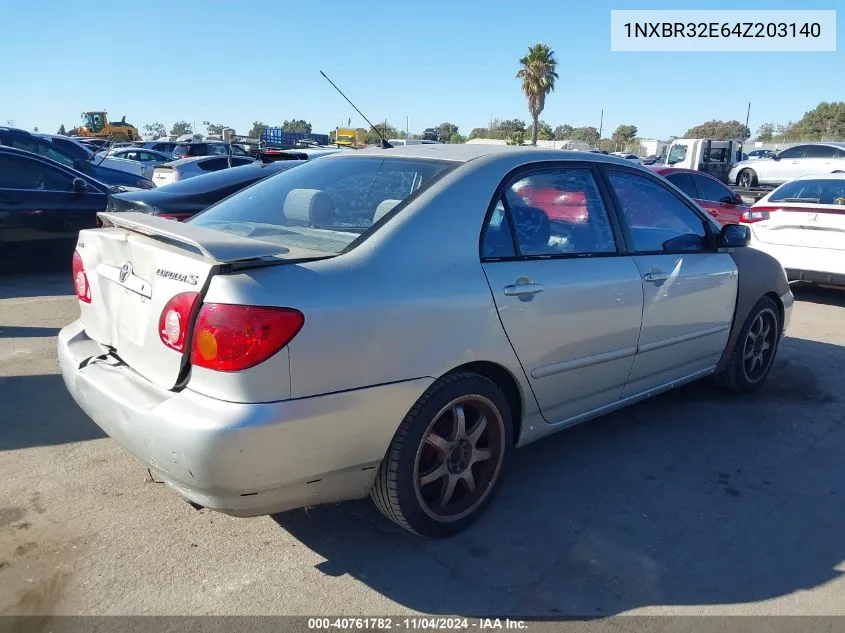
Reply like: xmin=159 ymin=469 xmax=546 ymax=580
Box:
xmin=649 ymin=166 xmax=749 ymax=225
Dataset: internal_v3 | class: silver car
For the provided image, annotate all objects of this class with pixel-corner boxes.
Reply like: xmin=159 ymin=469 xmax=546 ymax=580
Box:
xmin=97 ymin=148 xmax=174 ymax=179
xmin=59 ymin=145 xmax=793 ymax=537
xmin=151 ymin=155 xmax=257 ymax=187
xmin=730 ymin=142 xmax=845 ymax=188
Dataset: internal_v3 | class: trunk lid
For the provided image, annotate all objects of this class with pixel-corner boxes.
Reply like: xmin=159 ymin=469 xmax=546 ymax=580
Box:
xmin=751 ymin=204 xmax=845 ymax=249
xmin=152 ymin=166 xmax=177 ymax=187
xmin=74 ymin=212 xmax=302 ymax=390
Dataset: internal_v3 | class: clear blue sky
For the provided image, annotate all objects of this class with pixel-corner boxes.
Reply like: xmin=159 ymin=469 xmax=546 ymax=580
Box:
xmin=1 ymin=0 xmax=841 ymax=139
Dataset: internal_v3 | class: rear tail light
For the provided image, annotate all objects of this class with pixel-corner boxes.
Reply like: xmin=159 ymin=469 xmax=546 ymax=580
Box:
xmin=190 ymin=304 xmax=304 ymax=372
xmin=740 ymin=209 xmax=771 ymax=223
xmin=72 ymin=251 xmax=91 ymax=303
xmin=159 ymin=292 xmax=200 ymax=352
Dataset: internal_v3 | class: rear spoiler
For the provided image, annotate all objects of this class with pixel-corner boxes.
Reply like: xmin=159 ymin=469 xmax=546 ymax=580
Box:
xmin=97 ymin=212 xmax=291 ymax=263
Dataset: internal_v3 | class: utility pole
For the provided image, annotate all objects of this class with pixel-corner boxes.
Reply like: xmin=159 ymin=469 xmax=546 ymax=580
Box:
xmin=745 ymin=102 xmax=751 ymax=138
xmin=406 ymin=115 xmax=409 ymax=139
xmin=598 ymin=109 xmax=604 ymax=139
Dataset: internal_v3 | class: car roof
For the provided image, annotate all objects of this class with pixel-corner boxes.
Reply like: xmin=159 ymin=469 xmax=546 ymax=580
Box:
xmin=791 ymin=172 xmax=845 ymax=181
xmin=348 ymin=143 xmax=632 ymax=165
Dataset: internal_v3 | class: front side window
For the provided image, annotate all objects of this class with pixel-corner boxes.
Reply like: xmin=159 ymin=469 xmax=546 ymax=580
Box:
xmin=608 ymin=170 xmax=709 ymax=253
xmin=694 ymin=174 xmax=735 ymax=204
xmin=777 ymin=145 xmax=807 ymax=159
xmin=667 ymin=144 xmax=688 ymax=165
xmin=0 ymin=155 xmax=74 ymax=191
xmin=504 ymin=168 xmax=616 ymax=256
xmin=190 ymin=157 xmax=453 ymax=254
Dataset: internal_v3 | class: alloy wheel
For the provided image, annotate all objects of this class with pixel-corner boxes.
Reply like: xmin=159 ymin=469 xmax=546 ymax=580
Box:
xmin=742 ymin=308 xmax=777 ymax=382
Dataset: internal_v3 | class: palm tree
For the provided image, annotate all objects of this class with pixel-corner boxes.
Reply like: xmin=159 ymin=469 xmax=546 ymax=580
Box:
xmin=516 ymin=44 xmax=559 ymax=146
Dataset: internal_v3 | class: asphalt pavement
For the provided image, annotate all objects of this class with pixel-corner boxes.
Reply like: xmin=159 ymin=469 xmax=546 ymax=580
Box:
xmin=0 ymin=274 xmax=843 ymax=616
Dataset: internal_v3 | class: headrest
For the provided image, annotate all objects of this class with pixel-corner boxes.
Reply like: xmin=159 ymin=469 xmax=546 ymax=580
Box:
xmin=372 ymin=199 xmax=402 ymax=223
xmin=283 ymin=189 xmax=335 ymax=225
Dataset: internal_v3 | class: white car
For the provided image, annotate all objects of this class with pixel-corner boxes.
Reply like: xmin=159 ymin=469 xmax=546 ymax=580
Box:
xmin=95 ymin=148 xmax=174 ymax=179
xmin=729 ymin=142 xmax=845 ymax=188
xmin=747 ymin=173 xmax=845 ymax=287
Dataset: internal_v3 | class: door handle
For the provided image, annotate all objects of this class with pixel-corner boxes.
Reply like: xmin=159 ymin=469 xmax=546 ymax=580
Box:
xmin=643 ymin=272 xmax=670 ymax=284
xmin=503 ymin=282 xmax=544 ymax=296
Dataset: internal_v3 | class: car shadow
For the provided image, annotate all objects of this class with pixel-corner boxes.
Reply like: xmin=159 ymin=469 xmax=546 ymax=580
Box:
xmin=0 ymin=273 xmax=73 ymax=301
xmin=0 ymin=374 xmax=105 ymax=450
xmin=0 ymin=326 xmax=62 ymax=339
xmin=791 ymin=283 xmax=845 ymax=308
xmin=273 ymin=335 xmax=844 ymax=616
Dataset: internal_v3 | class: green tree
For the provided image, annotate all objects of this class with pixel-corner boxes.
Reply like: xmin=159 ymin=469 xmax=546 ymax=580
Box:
xmin=569 ymin=126 xmax=600 ymax=146
xmin=536 ymin=121 xmax=554 ymax=141
xmin=170 ymin=121 xmax=193 ymax=136
xmin=281 ymin=119 xmax=313 ymax=134
xmin=438 ymin=122 xmax=459 ymax=142
xmin=489 ymin=118 xmax=527 ymax=140
xmin=249 ymin=121 xmax=268 ymax=139
xmin=57 ymin=124 xmax=66 ymax=135
xmin=449 ymin=133 xmax=466 ymax=144
xmin=554 ymin=124 xmax=574 ymax=140
xmin=756 ymin=123 xmax=774 ymax=142
xmin=33 ymin=126 xmax=39 ymax=132
xmin=468 ymin=127 xmax=488 ymax=140
xmin=203 ymin=121 xmax=229 ymax=135
xmin=611 ymin=124 xmax=638 ymax=150
xmin=365 ymin=123 xmax=399 ymax=145
xmin=506 ymin=131 xmax=526 ymax=146
xmin=516 ymin=43 xmax=559 ymax=146
xmin=683 ymin=120 xmax=750 ymax=140
xmin=793 ymin=101 xmax=845 ymax=140
xmin=144 ymin=122 xmax=167 ymax=139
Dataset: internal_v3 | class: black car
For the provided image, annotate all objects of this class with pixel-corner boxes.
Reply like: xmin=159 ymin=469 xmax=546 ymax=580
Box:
xmin=107 ymin=160 xmax=299 ymax=220
xmin=0 ymin=146 xmax=111 ymax=273
xmin=0 ymin=128 xmax=154 ymax=189
xmin=171 ymin=141 xmax=250 ymax=159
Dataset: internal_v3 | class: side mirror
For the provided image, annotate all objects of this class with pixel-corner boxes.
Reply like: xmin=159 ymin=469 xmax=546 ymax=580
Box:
xmin=72 ymin=177 xmax=88 ymax=194
xmin=719 ymin=223 xmax=750 ymax=249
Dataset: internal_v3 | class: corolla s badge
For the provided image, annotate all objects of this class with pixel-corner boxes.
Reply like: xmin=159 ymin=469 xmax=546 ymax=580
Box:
xmin=119 ymin=262 xmax=133 ymax=283
xmin=155 ymin=268 xmax=199 ymax=285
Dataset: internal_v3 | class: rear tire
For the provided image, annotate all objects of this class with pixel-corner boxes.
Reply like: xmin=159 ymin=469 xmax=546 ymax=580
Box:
xmin=713 ymin=296 xmax=781 ymax=393
xmin=372 ymin=372 xmax=512 ymax=538
xmin=738 ymin=169 xmax=758 ymax=188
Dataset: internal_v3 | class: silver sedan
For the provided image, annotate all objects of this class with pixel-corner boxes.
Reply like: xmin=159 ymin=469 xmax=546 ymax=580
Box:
xmin=59 ymin=145 xmax=793 ymax=537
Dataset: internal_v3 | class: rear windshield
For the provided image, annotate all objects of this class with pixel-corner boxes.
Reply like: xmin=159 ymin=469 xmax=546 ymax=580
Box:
xmin=172 ymin=144 xmax=196 ymax=158
xmin=190 ymin=156 xmax=453 ymax=254
xmin=769 ymin=179 xmax=845 ymax=205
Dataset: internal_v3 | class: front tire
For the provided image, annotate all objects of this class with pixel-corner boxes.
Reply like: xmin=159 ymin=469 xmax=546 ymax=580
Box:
xmin=738 ymin=169 xmax=758 ymax=188
xmin=372 ymin=372 xmax=513 ymax=538
xmin=714 ymin=296 xmax=781 ymax=393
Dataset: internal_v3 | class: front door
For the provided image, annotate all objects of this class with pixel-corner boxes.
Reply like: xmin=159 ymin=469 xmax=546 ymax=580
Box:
xmin=603 ymin=169 xmax=738 ymax=397
xmin=480 ymin=165 xmax=644 ymax=424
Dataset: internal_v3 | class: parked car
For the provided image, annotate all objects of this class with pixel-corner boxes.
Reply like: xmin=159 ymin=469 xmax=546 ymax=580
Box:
xmin=59 ymin=145 xmax=792 ymax=537
xmin=96 ymin=148 xmax=174 ymax=179
xmin=746 ymin=173 xmax=845 ymax=287
xmin=0 ymin=146 xmax=110 ymax=272
xmin=131 ymin=140 xmax=179 ymax=156
xmin=171 ymin=141 xmax=250 ymax=159
xmin=150 ymin=155 xmax=257 ymax=187
xmin=747 ymin=149 xmax=776 ymax=160
xmin=613 ymin=152 xmax=642 ymax=164
xmin=729 ymin=142 xmax=845 ymax=188
xmin=107 ymin=161 xmax=302 ymax=221
xmin=650 ymin=167 xmax=749 ymax=224
xmin=0 ymin=128 xmax=155 ymax=189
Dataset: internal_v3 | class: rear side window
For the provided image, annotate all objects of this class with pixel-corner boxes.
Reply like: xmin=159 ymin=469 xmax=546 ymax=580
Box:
xmin=191 ymin=157 xmax=453 ymax=254
xmin=172 ymin=144 xmax=194 ymax=158
xmin=608 ymin=170 xmax=709 ymax=253
xmin=804 ymin=145 xmax=837 ymax=159
xmin=500 ymin=167 xmax=616 ymax=256
xmin=777 ymin=145 xmax=806 ymax=159
xmin=665 ymin=172 xmax=698 ymax=199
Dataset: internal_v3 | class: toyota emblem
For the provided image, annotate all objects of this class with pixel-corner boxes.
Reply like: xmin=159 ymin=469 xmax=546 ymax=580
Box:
xmin=119 ymin=262 xmax=132 ymax=283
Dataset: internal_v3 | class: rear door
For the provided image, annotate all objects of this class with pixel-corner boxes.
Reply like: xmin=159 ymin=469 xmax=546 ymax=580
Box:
xmin=603 ymin=168 xmax=738 ymax=397
xmin=481 ymin=164 xmax=644 ymax=424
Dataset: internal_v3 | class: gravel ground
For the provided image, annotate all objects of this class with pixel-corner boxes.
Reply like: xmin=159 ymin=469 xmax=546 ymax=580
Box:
xmin=0 ymin=274 xmax=843 ymax=616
